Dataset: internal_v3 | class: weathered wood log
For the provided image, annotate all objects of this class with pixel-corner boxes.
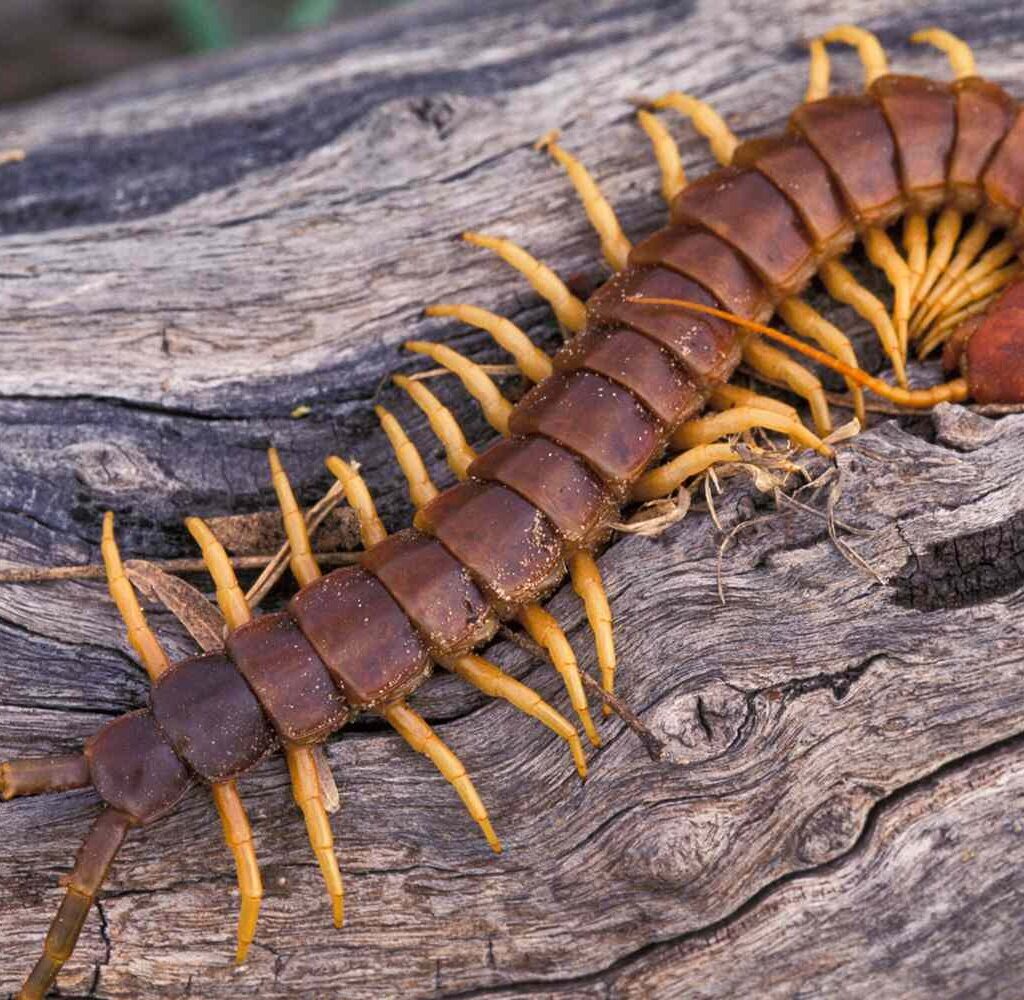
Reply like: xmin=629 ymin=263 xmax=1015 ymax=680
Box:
xmin=2 ymin=0 xmax=1024 ymax=996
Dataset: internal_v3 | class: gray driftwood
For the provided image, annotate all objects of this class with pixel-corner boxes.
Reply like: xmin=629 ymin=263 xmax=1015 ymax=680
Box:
xmin=2 ymin=1 xmax=1024 ymax=997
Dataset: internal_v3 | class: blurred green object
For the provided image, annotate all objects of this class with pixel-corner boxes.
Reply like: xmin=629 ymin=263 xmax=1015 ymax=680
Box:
xmin=171 ymin=0 xmax=233 ymax=51
xmin=287 ymin=0 xmax=342 ymax=30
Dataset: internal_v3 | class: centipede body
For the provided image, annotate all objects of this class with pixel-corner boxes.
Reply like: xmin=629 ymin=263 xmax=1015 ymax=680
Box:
xmin=3 ymin=14 xmax=1024 ymax=998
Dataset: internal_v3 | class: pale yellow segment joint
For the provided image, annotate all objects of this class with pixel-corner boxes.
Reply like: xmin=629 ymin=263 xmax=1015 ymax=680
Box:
xmin=185 ymin=516 xmax=252 ymax=630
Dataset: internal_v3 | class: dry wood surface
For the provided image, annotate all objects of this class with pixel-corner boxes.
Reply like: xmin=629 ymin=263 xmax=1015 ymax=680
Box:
xmin=1 ymin=0 xmax=1023 ymax=997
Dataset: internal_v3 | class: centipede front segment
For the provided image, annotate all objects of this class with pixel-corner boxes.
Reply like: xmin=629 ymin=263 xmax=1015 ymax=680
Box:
xmin=5 ymin=21 xmax=1024 ymax=998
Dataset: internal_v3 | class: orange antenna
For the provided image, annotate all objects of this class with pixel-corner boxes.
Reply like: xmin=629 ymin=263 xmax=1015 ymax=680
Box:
xmin=625 ymin=296 xmax=968 ymax=409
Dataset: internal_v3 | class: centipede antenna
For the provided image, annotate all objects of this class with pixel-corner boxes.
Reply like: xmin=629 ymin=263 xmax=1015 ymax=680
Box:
xmin=393 ymin=374 xmax=478 ymax=480
xmin=403 ymin=340 xmax=514 ymax=435
xmin=672 ymin=404 xmax=833 ymax=456
xmin=864 ymin=228 xmax=912 ymax=358
xmin=633 ymin=442 xmax=741 ymax=503
xmin=101 ymin=511 xmax=172 ymax=682
xmin=0 ymin=755 xmax=91 ymax=801
xmin=636 ymin=108 xmax=687 ymax=206
xmin=625 ymin=296 xmax=970 ymax=409
xmin=185 ymin=516 xmax=252 ymax=630
xmin=462 ymin=231 xmax=587 ymax=334
xmin=777 ymin=297 xmax=866 ymax=424
xmin=568 ymin=552 xmax=617 ymax=718
xmin=535 ymin=130 xmax=632 ymax=271
xmin=268 ymin=447 xmax=321 ymax=587
xmin=742 ymin=338 xmax=833 ymax=436
xmin=19 ymin=808 xmax=131 ymax=1000
xmin=211 ymin=779 xmax=264 ymax=963
xmin=910 ymin=27 xmax=976 ymax=79
xmin=425 ymin=304 xmax=554 ymax=383
xmin=518 ymin=604 xmax=601 ymax=747
xmin=820 ymin=24 xmax=889 ymax=86
xmin=381 ymin=699 xmax=501 ymax=852
xmin=375 ymin=404 xmax=439 ymax=510
xmin=805 ymin=37 xmax=830 ymax=102
xmin=324 ymin=455 xmax=388 ymax=548
xmin=912 ymin=218 xmax=993 ymax=334
xmin=820 ymin=259 xmax=908 ymax=387
xmin=911 ymin=207 xmax=962 ymax=311
xmin=446 ymin=653 xmax=587 ymax=778
xmin=650 ymin=91 xmax=738 ymax=165
xmin=903 ymin=212 xmax=929 ymax=301
xmin=285 ymin=744 xmax=346 ymax=928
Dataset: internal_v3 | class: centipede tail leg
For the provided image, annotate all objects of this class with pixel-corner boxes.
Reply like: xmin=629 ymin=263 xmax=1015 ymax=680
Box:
xmin=382 ymin=699 xmax=501 ymax=852
xmin=518 ymin=604 xmax=600 ymax=748
xmin=636 ymin=108 xmax=686 ymax=206
xmin=462 ymin=232 xmax=587 ymax=334
xmin=424 ymin=304 xmax=553 ymax=383
xmin=446 ymin=653 xmax=587 ymax=778
xmin=393 ymin=375 xmax=478 ymax=480
xmin=568 ymin=552 xmax=616 ymax=718
xmin=212 ymin=780 xmax=263 ymax=962
xmin=741 ymin=339 xmax=833 ymax=436
xmin=19 ymin=808 xmax=132 ymax=1000
xmin=536 ymin=131 xmax=632 ymax=270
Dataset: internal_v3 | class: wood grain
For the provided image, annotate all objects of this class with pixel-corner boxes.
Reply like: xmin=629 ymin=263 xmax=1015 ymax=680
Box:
xmin=1 ymin=0 xmax=1023 ymax=997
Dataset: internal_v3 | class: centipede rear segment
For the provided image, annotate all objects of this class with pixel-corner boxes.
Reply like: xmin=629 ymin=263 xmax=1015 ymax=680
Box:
xmin=4 ymin=21 xmax=1024 ymax=998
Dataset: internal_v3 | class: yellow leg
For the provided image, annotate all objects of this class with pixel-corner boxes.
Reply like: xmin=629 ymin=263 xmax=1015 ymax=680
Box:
xmin=393 ymin=374 xmax=477 ymax=481
xmin=650 ymin=92 xmax=738 ymax=165
xmin=375 ymin=404 xmax=439 ymax=510
xmin=285 ymin=744 xmax=345 ymax=928
xmin=425 ymin=303 xmax=553 ymax=383
xmin=777 ymin=297 xmax=866 ymax=425
xmin=518 ymin=604 xmax=601 ymax=747
xmin=910 ymin=28 xmax=976 ymax=78
xmin=636 ymin=108 xmax=687 ymax=205
xmin=820 ymin=259 xmax=908 ymax=388
xmin=709 ymin=383 xmax=799 ymax=420
xmin=912 ymin=218 xmax=993 ymax=335
xmin=211 ymin=780 xmax=263 ymax=964
xmin=820 ymin=25 xmax=889 ymax=86
xmin=462 ymin=231 xmax=587 ymax=334
xmin=633 ymin=442 xmax=741 ymax=503
xmin=100 ymin=511 xmax=170 ymax=682
xmin=805 ymin=37 xmax=830 ymax=102
xmin=267 ymin=448 xmax=321 ymax=588
xmin=903 ymin=212 xmax=929 ymax=302
xmin=185 ymin=516 xmax=252 ymax=629
xmin=404 ymin=340 xmax=513 ymax=435
xmin=865 ymin=228 xmax=912 ymax=358
xmin=671 ymin=404 xmax=831 ymax=456
xmin=381 ymin=699 xmax=501 ymax=852
xmin=921 ymin=241 xmax=1017 ymax=324
xmin=911 ymin=207 xmax=962 ymax=313
xmin=918 ymin=293 xmax=998 ymax=359
xmin=568 ymin=551 xmax=616 ymax=718
xmin=742 ymin=338 xmax=833 ymax=435
xmin=536 ymin=131 xmax=632 ymax=271
xmin=446 ymin=653 xmax=587 ymax=778
xmin=324 ymin=455 xmax=387 ymax=548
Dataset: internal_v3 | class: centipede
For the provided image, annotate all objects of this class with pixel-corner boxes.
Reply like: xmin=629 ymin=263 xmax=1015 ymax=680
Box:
xmin=4 ymin=22 xmax=1024 ymax=997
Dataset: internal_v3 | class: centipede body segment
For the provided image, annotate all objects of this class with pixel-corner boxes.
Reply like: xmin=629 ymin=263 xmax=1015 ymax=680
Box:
xmin=5 ymin=23 xmax=1024 ymax=998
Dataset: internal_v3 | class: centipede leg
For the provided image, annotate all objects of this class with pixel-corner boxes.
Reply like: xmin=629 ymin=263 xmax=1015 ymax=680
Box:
xmin=741 ymin=338 xmax=833 ymax=436
xmin=709 ymin=383 xmax=800 ymax=421
xmin=536 ymin=131 xmax=632 ymax=270
xmin=777 ymin=297 xmax=866 ymax=424
xmin=864 ymin=228 xmax=912 ymax=359
xmin=518 ymin=604 xmax=601 ymax=748
xmin=185 ymin=515 xmax=252 ymax=629
xmin=922 ymin=242 xmax=1018 ymax=326
xmin=649 ymin=91 xmax=738 ymax=165
xmin=636 ymin=108 xmax=686 ymax=206
xmin=671 ymin=403 xmax=832 ymax=455
xmin=903 ymin=212 xmax=929 ymax=302
xmin=382 ymin=699 xmax=501 ymax=852
xmin=633 ymin=442 xmax=741 ymax=503
xmin=211 ymin=780 xmax=264 ymax=963
xmin=19 ymin=808 xmax=131 ymax=1000
xmin=425 ymin=304 xmax=553 ymax=383
xmin=918 ymin=293 xmax=998 ymax=358
xmin=911 ymin=207 xmax=962 ymax=313
xmin=804 ymin=37 xmax=830 ymax=102
xmin=0 ymin=755 xmax=91 ymax=800
xmin=403 ymin=340 xmax=514 ymax=435
xmin=462 ymin=231 xmax=587 ymax=334
xmin=325 ymin=455 xmax=388 ymax=548
xmin=101 ymin=511 xmax=171 ymax=681
xmin=446 ymin=653 xmax=587 ymax=778
xmin=819 ymin=25 xmax=889 ymax=87
xmin=912 ymin=218 xmax=993 ymax=335
xmin=910 ymin=27 xmax=977 ymax=80
xmin=285 ymin=744 xmax=346 ymax=927
xmin=820 ymin=259 xmax=908 ymax=388
xmin=393 ymin=374 xmax=478 ymax=480
xmin=568 ymin=551 xmax=616 ymax=718
xmin=375 ymin=404 xmax=440 ymax=510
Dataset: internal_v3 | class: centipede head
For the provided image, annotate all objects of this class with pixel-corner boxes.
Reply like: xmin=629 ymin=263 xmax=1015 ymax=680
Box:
xmin=943 ymin=277 xmax=1024 ymax=403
